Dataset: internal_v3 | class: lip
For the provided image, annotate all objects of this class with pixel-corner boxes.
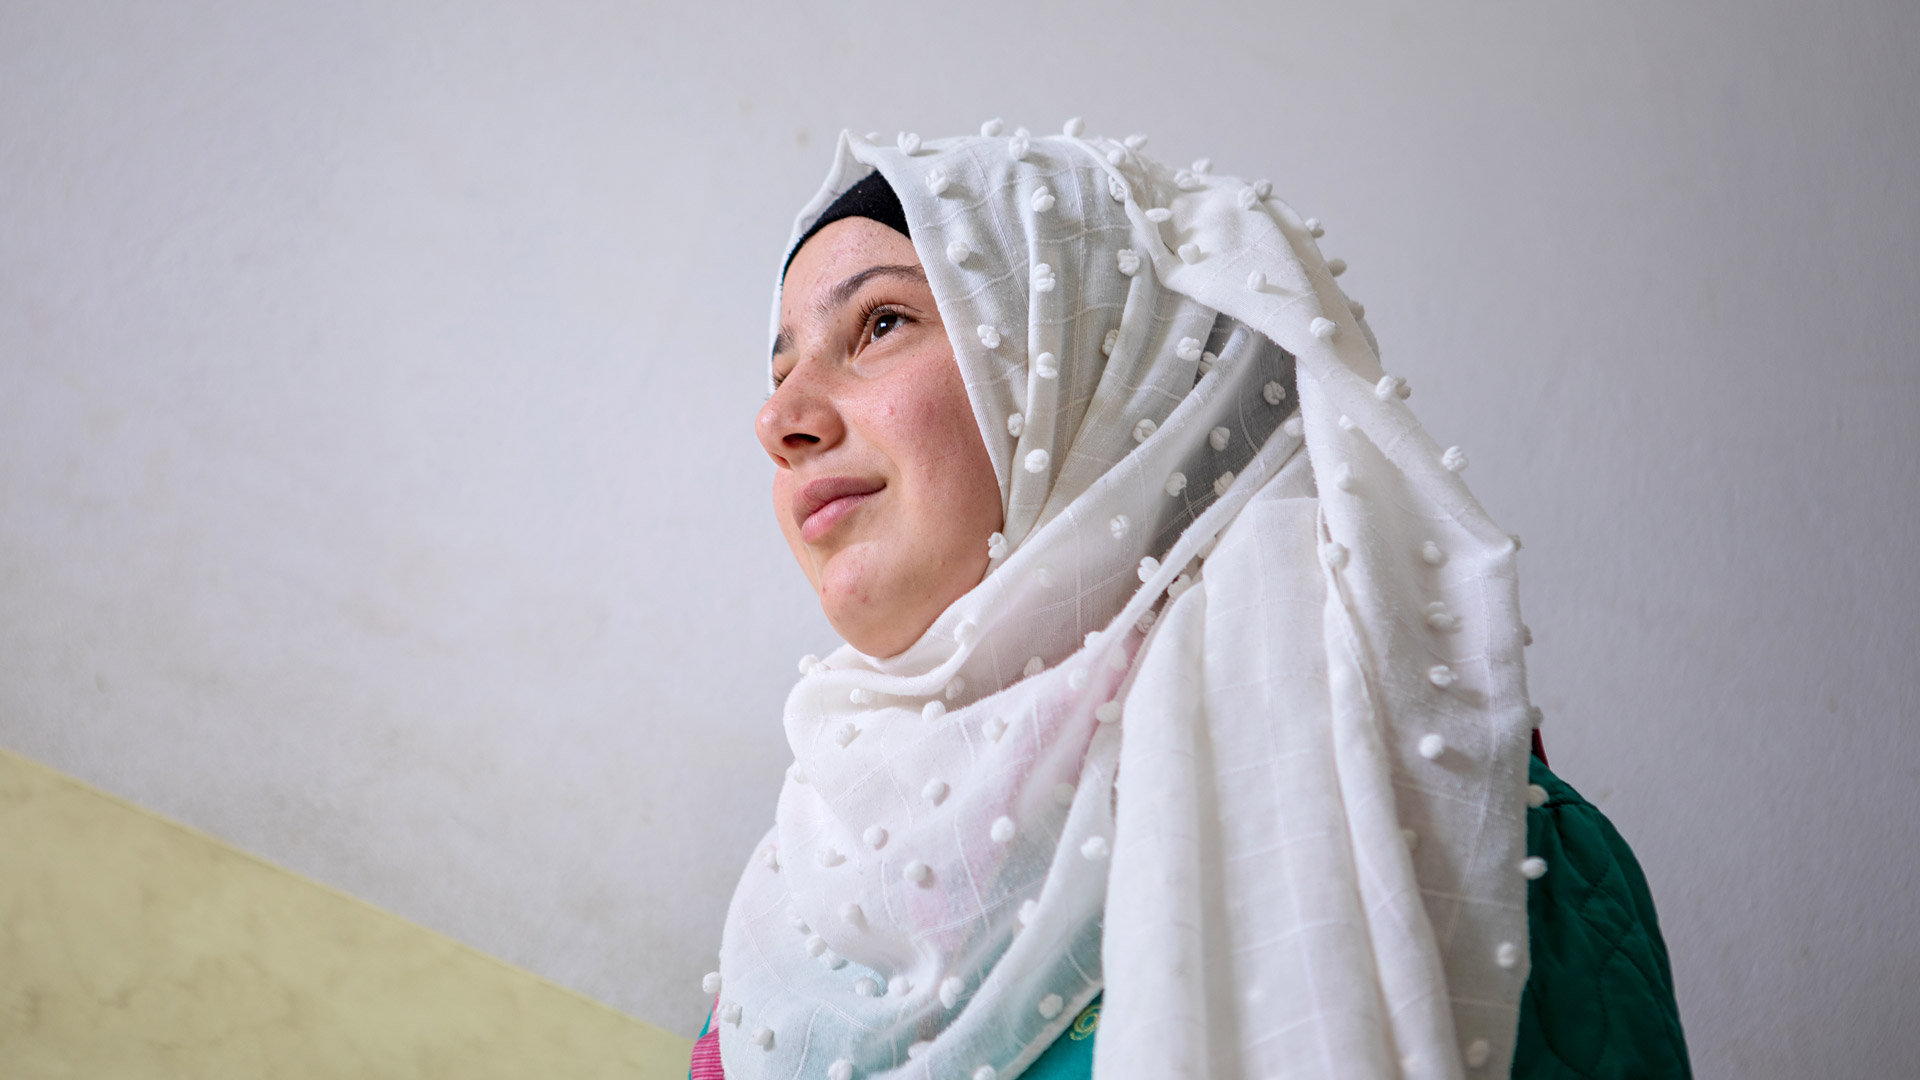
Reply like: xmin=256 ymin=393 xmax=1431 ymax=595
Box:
xmin=795 ymin=476 xmax=886 ymax=543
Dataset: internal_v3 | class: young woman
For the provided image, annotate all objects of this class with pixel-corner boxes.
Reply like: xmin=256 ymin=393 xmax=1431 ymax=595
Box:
xmin=692 ymin=121 xmax=1689 ymax=1080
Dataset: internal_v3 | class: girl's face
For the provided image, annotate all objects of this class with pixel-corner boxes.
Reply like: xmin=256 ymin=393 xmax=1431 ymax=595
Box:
xmin=759 ymin=217 xmax=1003 ymax=659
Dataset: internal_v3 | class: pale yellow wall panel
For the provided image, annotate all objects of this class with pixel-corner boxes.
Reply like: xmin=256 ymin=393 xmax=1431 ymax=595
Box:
xmin=0 ymin=747 xmax=691 ymax=1079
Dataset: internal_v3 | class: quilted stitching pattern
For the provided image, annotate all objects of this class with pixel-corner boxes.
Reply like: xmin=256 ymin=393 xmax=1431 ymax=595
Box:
xmin=1511 ymin=760 xmax=1692 ymax=1078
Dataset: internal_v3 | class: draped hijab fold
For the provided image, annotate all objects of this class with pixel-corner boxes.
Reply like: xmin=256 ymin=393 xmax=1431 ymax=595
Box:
xmin=717 ymin=123 xmax=1537 ymax=1080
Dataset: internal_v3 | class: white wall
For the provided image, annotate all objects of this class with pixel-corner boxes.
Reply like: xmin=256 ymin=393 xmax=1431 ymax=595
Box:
xmin=2 ymin=1 xmax=1914 ymax=1072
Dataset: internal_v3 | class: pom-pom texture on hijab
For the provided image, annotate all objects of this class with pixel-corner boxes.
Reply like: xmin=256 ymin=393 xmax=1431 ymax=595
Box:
xmin=722 ymin=124 xmax=1540 ymax=1080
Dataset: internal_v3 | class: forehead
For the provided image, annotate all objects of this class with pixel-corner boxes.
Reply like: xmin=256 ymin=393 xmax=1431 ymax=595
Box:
xmin=781 ymin=217 xmax=924 ymax=317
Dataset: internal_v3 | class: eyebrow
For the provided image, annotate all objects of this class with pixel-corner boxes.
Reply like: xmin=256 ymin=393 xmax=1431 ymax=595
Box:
xmin=771 ymin=263 xmax=928 ymax=360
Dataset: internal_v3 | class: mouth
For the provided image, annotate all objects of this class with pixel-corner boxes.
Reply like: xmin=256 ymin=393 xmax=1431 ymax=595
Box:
xmin=795 ymin=476 xmax=886 ymax=544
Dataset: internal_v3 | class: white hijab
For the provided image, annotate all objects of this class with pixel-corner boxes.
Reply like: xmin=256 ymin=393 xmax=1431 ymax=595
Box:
xmin=715 ymin=121 xmax=1538 ymax=1080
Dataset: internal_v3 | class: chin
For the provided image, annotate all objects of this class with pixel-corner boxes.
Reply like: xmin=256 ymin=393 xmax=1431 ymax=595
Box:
xmin=813 ymin=556 xmax=905 ymax=658
xmin=827 ymin=612 xmax=917 ymax=660
xmin=823 ymin=592 xmax=921 ymax=659
xmin=810 ymin=541 xmax=989 ymax=659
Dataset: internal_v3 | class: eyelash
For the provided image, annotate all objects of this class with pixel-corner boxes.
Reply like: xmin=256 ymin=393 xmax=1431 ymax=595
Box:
xmin=856 ymin=299 xmax=907 ymax=345
xmin=772 ymin=301 xmax=909 ymax=390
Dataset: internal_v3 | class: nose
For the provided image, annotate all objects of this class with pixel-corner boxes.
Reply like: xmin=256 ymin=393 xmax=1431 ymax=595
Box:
xmin=755 ymin=359 xmax=845 ymax=469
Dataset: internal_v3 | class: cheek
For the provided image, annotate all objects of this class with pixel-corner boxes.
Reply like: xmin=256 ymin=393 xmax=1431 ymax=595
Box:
xmin=876 ymin=371 xmax=1001 ymax=533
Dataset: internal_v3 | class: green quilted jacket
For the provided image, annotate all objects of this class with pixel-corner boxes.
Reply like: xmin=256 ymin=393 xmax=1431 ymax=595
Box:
xmin=1509 ymin=758 xmax=1690 ymax=1077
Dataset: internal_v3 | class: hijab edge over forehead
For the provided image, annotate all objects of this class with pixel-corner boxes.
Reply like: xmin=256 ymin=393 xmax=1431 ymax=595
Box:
xmin=781 ymin=169 xmax=911 ymax=277
xmin=767 ymin=133 xmax=872 ymax=386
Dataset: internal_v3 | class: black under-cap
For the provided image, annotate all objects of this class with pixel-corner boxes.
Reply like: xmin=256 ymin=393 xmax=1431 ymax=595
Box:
xmin=783 ymin=170 xmax=911 ymax=276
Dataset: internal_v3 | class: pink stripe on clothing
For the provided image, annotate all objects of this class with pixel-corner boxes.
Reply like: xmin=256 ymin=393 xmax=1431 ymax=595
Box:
xmin=689 ymin=997 xmax=725 ymax=1080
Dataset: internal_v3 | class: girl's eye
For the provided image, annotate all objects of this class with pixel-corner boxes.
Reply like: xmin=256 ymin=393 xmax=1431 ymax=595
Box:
xmin=871 ymin=310 xmax=904 ymax=341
